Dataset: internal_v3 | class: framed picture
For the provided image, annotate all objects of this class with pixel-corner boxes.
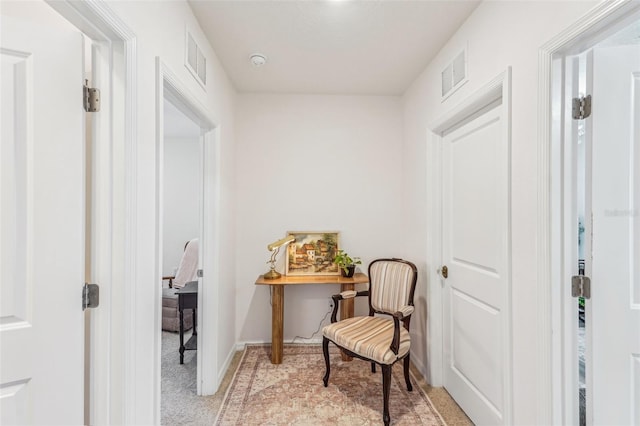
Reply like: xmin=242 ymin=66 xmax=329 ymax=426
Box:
xmin=285 ymin=231 xmax=340 ymax=276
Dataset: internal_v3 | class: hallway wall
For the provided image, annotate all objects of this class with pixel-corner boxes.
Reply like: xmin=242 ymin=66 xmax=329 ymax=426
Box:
xmin=234 ymin=93 xmax=404 ymax=344
xmin=102 ymin=1 xmax=238 ymax=422
xmin=401 ymin=1 xmax=598 ymax=424
xmin=163 ymin=137 xmax=200 ymax=278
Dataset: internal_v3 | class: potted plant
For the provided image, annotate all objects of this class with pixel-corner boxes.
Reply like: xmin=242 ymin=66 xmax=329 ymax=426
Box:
xmin=333 ymin=249 xmax=362 ymax=278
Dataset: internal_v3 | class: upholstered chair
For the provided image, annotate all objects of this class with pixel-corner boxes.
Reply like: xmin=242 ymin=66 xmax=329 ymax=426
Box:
xmin=322 ymin=258 xmax=418 ymax=426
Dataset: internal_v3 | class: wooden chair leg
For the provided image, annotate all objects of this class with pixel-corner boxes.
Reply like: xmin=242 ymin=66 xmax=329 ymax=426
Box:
xmin=322 ymin=337 xmax=331 ymax=387
xmin=382 ymin=365 xmax=392 ymax=426
xmin=403 ymin=355 xmax=413 ymax=391
xmin=371 ymin=362 xmax=376 ymax=373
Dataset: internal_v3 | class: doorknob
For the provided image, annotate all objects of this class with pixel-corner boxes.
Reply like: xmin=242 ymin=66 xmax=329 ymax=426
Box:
xmin=440 ymin=265 xmax=448 ymax=279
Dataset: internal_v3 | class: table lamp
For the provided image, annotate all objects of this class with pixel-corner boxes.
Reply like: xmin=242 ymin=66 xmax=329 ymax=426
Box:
xmin=264 ymin=235 xmax=296 ymax=279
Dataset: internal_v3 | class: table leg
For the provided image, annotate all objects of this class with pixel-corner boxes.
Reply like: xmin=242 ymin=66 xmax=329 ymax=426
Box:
xmin=271 ymin=285 xmax=284 ymax=364
xmin=179 ymin=308 xmax=185 ymax=364
xmin=192 ymin=308 xmax=197 ymax=336
xmin=340 ymin=283 xmax=354 ymax=361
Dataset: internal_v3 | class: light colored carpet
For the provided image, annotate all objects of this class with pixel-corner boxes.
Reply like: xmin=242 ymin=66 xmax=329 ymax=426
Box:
xmin=161 ymin=332 xmax=472 ymax=425
xmin=215 ymin=344 xmax=446 ymax=425
xmin=162 ymin=330 xmax=221 ymax=425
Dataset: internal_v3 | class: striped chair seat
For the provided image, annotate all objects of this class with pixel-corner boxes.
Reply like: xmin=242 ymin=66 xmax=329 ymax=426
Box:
xmin=322 ymin=258 xmax=417 ymax=426
xmin=322 ymin=316 xmax=410 ymax=365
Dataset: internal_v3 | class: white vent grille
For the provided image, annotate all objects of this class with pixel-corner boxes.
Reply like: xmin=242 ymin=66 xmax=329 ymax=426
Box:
xmin=185 ymin=29 xmax=206 ymax=88
xmin=441 ymin=48 xmax=467 ymax=100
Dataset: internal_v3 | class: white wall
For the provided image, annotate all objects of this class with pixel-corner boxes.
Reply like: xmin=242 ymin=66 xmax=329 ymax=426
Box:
xmin=401 ymin=1 xmax=597 ymax=424
xmin=235 ymin=94 xmax=404 ymax=343
xmin=99 ymin=1 xmax=237 ymax=423
xmin=162 ymin=137 xmax=200 ymax=278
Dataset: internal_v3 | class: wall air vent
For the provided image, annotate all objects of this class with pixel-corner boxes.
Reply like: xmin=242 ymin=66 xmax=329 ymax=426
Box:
xmin=185 ymin=29 xmax=206 ymax=89
xmin=441 ymin=47 xmax=467 ymax=100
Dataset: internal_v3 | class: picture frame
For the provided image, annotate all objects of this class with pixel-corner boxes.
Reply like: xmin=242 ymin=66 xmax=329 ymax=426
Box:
xmin=285 ymin=231 xmax=340 ymax=276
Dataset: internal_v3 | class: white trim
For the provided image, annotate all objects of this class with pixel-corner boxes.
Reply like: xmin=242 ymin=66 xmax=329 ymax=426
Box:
xmin=235 ymin=339 xmax=325 ymax=349
xmin=427 ymin=68 xmax=513 ymax=424
xmin=44 ymin=1 xmax=137 ymax=424
xmin=160 ymin=62 xmax=217 ymax=129
xmin=425 ymin=120 xmax=443 ymax=387
xmin=536 ymin=1 xmax=640 ymax=424
xmin=429 ymin=70 xmax=505 ymax=133
xmin=124 ymin=29 xmax=138 ymax=426
xmin=216 ymin=341 xmax=239 ymax=382
xmin=201 ymin=125 xmax=223 ymax=394
xmin=502 ymin=68 xmax=513 ymax=426
xmin=88 ymin=37 xmax=114 ymax=426
xmin=155 ymin=58 xmax=221 ymax=400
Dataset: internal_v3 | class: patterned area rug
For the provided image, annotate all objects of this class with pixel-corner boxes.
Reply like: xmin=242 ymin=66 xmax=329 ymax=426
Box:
xmin=215 ymin=345 xmax=446 ymax=425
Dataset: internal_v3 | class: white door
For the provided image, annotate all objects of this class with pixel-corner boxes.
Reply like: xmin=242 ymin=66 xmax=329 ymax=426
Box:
xmin=442 ymin=101 xmax=511 ymax=425
xmin=0 ymin=13 xmax=85 ymax=425
xmin=589 ymin=42 xmax=640 ymax=425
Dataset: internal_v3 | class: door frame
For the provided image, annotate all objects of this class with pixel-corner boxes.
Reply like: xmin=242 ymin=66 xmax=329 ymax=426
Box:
xmin=537 ymin=1 xmax=640 ymax=424
xmin=155 ymin=58 xmax=221 ymax=396
xmin=426 ymin=68 xmax=513 ymax=424
xmin=44 ymin=1 xmax=139 ymax=424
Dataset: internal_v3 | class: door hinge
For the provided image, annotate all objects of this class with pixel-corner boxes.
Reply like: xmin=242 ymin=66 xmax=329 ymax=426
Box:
xmin=83 ymin=283 xmax=100 ymax=310
xmin=571 ymin=275 xmax=591 ymax=299
xmin=197 ymin=269 xmax=204 ymax=278
xmin=83 ymin=79 xmax=100 ymax=112
xmin=438 ymin=265 xmax=448 ymax=279
xmin=572 ymin=95 xmax=591 ymax=120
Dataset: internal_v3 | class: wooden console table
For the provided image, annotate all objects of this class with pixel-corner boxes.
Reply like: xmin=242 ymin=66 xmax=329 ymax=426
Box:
xmin=255 ymin=273 xmax=369 ymax=364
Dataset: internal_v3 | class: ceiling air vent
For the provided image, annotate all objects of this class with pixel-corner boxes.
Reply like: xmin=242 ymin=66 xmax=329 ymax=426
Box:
xmin=441 ymin=48 xmax=467 ymax=100
xmin=185 ymin=29 xmax=206 ymax=89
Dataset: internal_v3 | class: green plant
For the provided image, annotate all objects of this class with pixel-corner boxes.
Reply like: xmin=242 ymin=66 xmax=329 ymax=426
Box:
xmin=333 ymin=249 xmax=362 ymax=274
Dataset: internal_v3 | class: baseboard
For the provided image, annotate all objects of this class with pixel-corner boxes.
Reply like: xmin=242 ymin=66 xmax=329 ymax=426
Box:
xmin=236 ymin=338 xmax=324 ymax=352
xmin=288 ymin=337 xmax=323 ymax=345
xmin=410 ymin=350 xmax=428 ymax=380
xmin=218 ymin=343 xmax=238 ymax=387
xmin=236 ymin=340 xmax=267 ymax=351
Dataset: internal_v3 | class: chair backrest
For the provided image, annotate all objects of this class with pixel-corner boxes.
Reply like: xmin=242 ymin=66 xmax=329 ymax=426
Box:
xmin=368 ymin=258 xmax=417 ymax=315
xmin=173 ymin=238 xmax=199 ymax=288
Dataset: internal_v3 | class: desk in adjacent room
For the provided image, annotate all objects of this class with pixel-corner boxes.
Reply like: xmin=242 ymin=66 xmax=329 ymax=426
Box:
xmin=177 ymin=281 xmax=198 ymax=364
xmin=255 ymin=273 xmax=369 ymax=364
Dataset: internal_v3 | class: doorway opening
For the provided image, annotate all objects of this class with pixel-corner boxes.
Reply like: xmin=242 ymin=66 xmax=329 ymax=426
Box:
xmin=155 ymin=59 xmax=221 ymax=422
xmin=544 ymin=4 xmax=640 ymax=425
xmin=160 ymin=97 xmax=202 ymax=410
xmin=571 ymin=22 xmax=640 ymax=425
xmin=573 ymin=51 xmax=588 ymax=426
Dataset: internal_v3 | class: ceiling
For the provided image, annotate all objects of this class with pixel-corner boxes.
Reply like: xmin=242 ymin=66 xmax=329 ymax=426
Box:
xmin=188 ymin=0 xmax=480 ymax=96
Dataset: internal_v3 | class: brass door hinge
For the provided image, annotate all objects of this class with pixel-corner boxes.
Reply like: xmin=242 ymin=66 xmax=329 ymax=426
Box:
xmin=83 ymin=79 xmax=100 ymax=112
